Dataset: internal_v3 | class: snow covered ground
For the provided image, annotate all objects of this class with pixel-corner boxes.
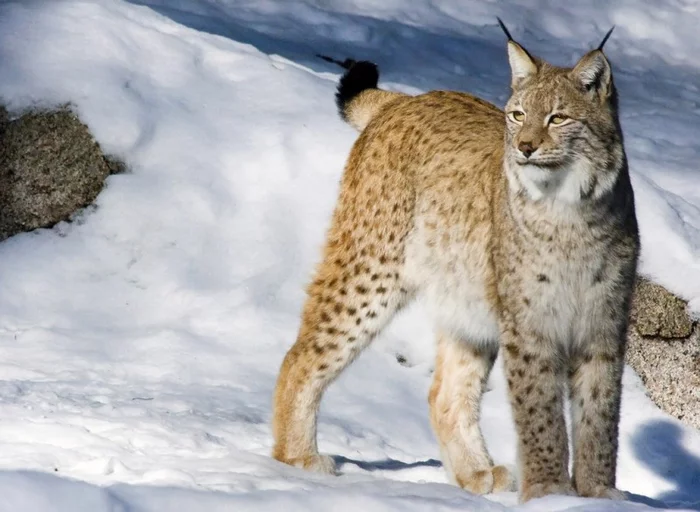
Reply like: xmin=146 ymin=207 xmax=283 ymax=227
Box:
xmin=0 ymin=0 xmax=697 ymax=510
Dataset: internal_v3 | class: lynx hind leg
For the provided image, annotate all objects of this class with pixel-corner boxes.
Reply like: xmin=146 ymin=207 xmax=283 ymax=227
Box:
xmin=272 ymin=176 xmax=415 ymax=473
xmin=428 ymin=333 xmax=516 ymax=494
xmin=272 ymin=254 xmax=411 ymax=473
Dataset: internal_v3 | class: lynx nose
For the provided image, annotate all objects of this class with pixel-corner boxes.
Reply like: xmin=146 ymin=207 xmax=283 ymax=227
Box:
xmin=518 ymin=141 xmax=537 ymax=158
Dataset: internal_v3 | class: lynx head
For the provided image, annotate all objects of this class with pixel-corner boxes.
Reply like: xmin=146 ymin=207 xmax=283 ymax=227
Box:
xmin=499 ymin=22 xmax=624 ymax=203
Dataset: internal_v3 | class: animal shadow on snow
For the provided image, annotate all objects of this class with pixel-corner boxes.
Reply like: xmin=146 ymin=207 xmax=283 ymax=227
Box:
xmin=627 ymin=420 xmax=700 ymax=510
xmin=123 ymin=0 xmax=513 ymax=101
xmin=333 ymin=455 xmax=442 ymax=473
xmin=123 ymin=0 xmax=700 ymax=133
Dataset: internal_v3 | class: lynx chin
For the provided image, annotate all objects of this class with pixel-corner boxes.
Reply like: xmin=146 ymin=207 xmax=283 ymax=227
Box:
xmin=272 ymin=23 xmax=639 ymax=503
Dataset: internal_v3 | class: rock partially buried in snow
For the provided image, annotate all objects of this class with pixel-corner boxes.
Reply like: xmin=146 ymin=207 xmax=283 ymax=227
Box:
xmin=626 ymin=327 xmax=700 ymax=429
xmin=626 ymin=277 xmax=699 ymax=429
xmin=630 ymin=276 xmax=695 ymax=338
xmin=0 ymin=106 xmax=122 ymax=241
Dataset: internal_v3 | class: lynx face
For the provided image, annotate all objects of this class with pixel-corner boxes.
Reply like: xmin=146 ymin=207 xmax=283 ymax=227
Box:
xmin=503 ymin=44 xmax=624 ymax=201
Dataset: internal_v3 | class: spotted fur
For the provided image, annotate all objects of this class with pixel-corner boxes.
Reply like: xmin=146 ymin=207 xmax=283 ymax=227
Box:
xmin=272 ymin=35 xmax=638 ymax=503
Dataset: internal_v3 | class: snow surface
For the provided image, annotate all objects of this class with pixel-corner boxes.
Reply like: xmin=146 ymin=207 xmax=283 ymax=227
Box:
xmin=0 ymin=0 xmax=697 ymax=510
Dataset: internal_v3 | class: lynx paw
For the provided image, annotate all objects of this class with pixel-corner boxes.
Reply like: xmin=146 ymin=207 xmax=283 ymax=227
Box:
xmin=456 ymin=468 xmax=494 ymax=495
xmin=273 ymin=452 xmax=337 ymax=475
xmin=578 ymin=485 xmax=626 ymax=500
xmin=303 ymin=453 xmax=337 ymax=475
xmin=520 ymin=481 xmax=576 ymax=503
xmin=492 ymin=465 xmax=517 ymax=492
xmin=456 ymin=465 xmax=517 ymax=495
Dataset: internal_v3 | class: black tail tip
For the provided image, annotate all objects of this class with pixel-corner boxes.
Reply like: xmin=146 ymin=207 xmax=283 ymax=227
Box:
xmin=335 ymin=61 xmax=379 ymax=120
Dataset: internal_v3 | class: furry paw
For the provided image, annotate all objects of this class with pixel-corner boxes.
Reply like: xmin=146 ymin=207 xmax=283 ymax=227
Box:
xmin=520 ymin=481 xmax=577 ymax=503
xmin=273 ymin=452 xmax=337 ymax=475
xmin=455 ymin=466 xmax=517 ymax=495
xmin=301 ymin=453 xmax=337 ymax=475
xmin=492 ymin=465 xmax=517 ymax=492
xmin=456 ymin=468 xmax=495 ymax=495
xmin=578 ymin=485 xmax=626 ymax=500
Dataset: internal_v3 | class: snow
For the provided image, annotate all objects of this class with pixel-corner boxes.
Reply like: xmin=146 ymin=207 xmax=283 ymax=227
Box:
xmin=0 ymin=0 xmax=697 ymax=510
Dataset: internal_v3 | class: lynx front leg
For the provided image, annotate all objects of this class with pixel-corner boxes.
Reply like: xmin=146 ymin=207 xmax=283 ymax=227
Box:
xmin=428 ymin=333 xmax=515 ymax=494
xmin=569 ymin=334 xmax=626 ymax=499
xmin=500 ymin=327 xmax=574 ymax=503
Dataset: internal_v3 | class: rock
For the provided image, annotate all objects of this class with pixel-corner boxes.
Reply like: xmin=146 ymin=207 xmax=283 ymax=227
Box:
xmin=0 ymin=106 xmax=119 ymax=241
xmin=626 ymin=327 xmax=700 ymax=429
xmin=630 ymin=276 xmax=695 ymax=339
xmin=626 ymin=277 xmax=699 ymax=429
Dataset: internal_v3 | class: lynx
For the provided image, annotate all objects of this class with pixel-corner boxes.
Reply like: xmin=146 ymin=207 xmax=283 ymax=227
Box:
xmin=272 ymin=23 xmax=639 ymax=503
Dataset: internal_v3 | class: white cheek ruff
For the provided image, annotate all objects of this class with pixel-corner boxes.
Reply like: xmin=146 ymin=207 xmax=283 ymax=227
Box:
xmin=508 ymin=160 xmax=616 ymax=204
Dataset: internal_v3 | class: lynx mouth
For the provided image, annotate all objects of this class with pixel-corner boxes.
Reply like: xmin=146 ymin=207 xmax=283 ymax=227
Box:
xmin=516 ymin=158 xmax=563 ymax=169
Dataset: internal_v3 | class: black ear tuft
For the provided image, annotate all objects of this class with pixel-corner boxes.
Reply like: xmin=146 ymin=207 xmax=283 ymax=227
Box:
xmin=597 ymin=26 xmax=615 ymax=51
xmin=496 ymin=17 xmax=514 ymax=41
xmin=335 ymin=61 xmax=379 ymax=121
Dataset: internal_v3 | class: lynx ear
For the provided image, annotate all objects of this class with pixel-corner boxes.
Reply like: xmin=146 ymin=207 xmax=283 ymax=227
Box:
xmin=497 ymin=18 xmax=537 ymax=88
xmin=571 ymin=50 xmax=612 ymax=99
xmin=507 ymin=41 xmax=538 ymax=88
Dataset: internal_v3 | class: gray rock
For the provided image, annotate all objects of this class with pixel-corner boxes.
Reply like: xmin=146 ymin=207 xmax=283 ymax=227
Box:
xmin=0 ymin=106 xmax=118 ymax=240
xmin=626 ymin=326 xmax=700 ymax=429
xmin=630 ymin=276 xmax=695 ymax=339
xmin=626 ymin=277 xmax=699 ymax=429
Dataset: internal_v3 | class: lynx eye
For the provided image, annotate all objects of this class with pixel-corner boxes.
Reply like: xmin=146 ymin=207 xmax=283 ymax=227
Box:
xmin=509 ymin=110 xmax=525 ymax=122
xmin=548 ymin=114 xmax=568 ymax=125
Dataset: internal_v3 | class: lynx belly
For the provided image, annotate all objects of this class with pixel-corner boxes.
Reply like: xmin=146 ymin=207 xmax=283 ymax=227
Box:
xmin=404 ymin=222 xmax=500 ymax=345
